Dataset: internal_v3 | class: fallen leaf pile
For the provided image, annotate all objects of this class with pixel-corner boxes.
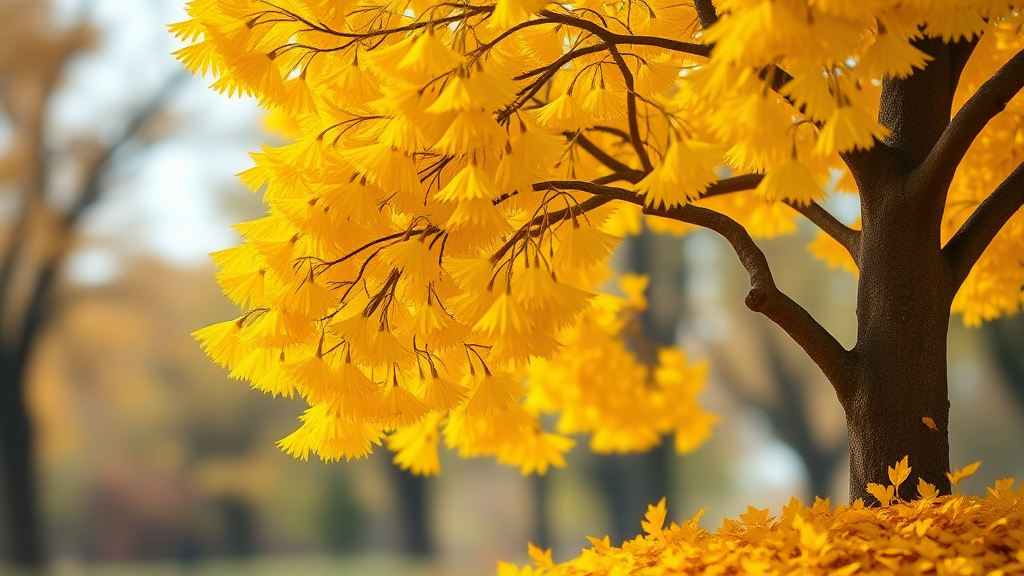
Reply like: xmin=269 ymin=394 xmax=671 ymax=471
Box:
xmin=502 ymin=460 xmax=1024 ymax=575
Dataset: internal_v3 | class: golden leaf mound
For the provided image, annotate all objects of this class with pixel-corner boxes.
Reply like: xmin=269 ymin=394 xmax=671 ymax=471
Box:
xmin=502 ymin=461 xmax=1024 ymax=576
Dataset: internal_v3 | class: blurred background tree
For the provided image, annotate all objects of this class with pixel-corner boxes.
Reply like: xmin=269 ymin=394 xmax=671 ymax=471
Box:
xmin=0 ymin=0 xmax=184 ymax=565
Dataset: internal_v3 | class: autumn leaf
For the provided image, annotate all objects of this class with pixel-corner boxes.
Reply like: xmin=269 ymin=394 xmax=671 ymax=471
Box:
xmin=917 ymin=477 xmax=939 ymax=500
xmin=887 ymin=456 xmax=911 ymax=497
xmin=585 ymin=535 xmax=610 ymax=552
xmin=527 ymin=543 xmax=553 ymax=568
xmin=947 ymin=461 xmax=981 ymax=494
xmin=505 ymin=479 xmax=1024 ymax=576
xmin=641 ymin=498 xmax=667 ymax=537
xmin=866 ymin=483 xmax=894 ymax=507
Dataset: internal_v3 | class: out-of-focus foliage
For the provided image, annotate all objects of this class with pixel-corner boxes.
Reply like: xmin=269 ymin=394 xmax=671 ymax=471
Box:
xmin=502 ymin=461 xmax=1024 ymax=576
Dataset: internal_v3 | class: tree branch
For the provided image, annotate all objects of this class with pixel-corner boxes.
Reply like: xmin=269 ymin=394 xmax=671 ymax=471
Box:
xmin=947 ymin=37 xmax=980 ymax=96
xmin=537 ymin=11 xmax=711 ymax=58
xmin=843 ymin=38 xmax=977 ymax=192
xmin=700 ymin=174 xmax=860 ymax=265
xmin=541 ymin=174 xmax=861 ymax=265
xmin=784 ymin=201 xmax=861 ymax=268
xmin=693 ymin=0 xmax=718 ymax=30
xmin=697 ymin=173 xmax=764 ymax=199
xmin=66 ymin=70 xmax=188 ymax=227
xmin=652 ymin=202 xmax=852 ymax=396
xmin=914 ymin=47 xmax=1024 ymax=196
xmin=490 ymin=194 xmax=614 ymax=263
xmin=572 ymin=132 xmax=635 ymax=174
xmin=529 ymin=180 xmax=853 ymax=396
xmin=607 ymin=45 xmax=653 ymax=172
xmin=943 ymin=160 xmax=1024 ymax=289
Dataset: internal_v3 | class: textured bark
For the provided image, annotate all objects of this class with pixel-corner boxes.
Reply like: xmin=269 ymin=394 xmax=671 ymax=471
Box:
xmin=839 ymin=37 xmax=971 ymax=502
xmin=846 ymin=179 xmax=954 ymax=501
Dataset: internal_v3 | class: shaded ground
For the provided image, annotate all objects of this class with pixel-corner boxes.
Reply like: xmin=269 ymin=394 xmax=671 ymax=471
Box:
xmin=2 ymin=556 xmax=437 ymax=576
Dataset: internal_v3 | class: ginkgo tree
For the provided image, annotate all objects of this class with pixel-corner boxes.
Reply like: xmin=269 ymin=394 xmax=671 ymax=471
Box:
xmin=177 ymin=0 xmax=1024 ymax=514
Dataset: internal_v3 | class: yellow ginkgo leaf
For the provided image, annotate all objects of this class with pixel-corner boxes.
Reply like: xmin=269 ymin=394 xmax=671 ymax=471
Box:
xmin=527 ymin=543 xmax=554 ymax=568
xmin=641 ymin=498 xmax=667 ymax=537
xmin=866 ymin=482 xmax=894 ymax=506
xmin=947 ymin=461 xmax=982 ymax=487
xmin=888 ymin=456 xmax=911 ymax=494
xmin=917 ymin=477 xmax=939 ymax=500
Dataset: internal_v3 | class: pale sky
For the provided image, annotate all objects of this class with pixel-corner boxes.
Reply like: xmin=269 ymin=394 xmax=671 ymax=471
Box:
xmin=49 ymin=0 xmax=265 ymax=282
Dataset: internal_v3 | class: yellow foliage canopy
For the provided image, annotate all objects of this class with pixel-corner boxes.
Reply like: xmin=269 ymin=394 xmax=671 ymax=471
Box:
xmin=175 ymin=0 xmax=1024 ymax=471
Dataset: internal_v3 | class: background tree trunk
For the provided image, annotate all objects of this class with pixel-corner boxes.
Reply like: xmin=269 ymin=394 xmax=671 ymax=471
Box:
xmin=984 ymin=315 xmax=1024 ymax=411
xmin=0 ymin=352 xmax=43 ymax=566
xmin=712 ymin=325 xmax=847 ymax=503
xmin=598 ymin=228 xmax=681 ymax=542
xmin=0 ymin=7 xmax=184 ymax=560
xmin=387 ymin=462 xmax=432 ymax=556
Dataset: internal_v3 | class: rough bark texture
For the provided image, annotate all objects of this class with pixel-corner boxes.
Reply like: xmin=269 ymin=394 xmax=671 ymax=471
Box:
xmin=839 ymin=37 xmax=980 ymax=502
xmin=847 ymin=179 xmax=954 ymax=500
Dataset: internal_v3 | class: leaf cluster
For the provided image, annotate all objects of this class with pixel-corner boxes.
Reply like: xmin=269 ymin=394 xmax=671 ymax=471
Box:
xmin=173 ymin=0 xmax=1024 ymax=470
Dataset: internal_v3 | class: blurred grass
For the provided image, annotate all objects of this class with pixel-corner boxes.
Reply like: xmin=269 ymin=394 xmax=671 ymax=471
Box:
xmin=3 ymin=556 xmax=452 ymax=576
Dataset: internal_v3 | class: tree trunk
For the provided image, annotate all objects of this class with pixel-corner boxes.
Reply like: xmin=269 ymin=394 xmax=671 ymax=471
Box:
xmin=834 ymin=37 xmax=981 ymax=503
xmin=0 ymin=353 xmax=43 ymax=567
xmin=0 ymin=264 xmax=56 ymax=568
xmin=845 ymin=180 xmax=954 ymax=502
xmin=387 ymin=462 xmax=432 ymax=556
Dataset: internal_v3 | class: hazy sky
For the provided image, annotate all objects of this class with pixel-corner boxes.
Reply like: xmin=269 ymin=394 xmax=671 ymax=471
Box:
xmin=50 ymin=0 xmax=265 ymax=283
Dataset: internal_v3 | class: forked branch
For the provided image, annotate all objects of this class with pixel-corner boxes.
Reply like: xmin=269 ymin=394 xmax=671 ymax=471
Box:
xmin=537 ymin=10 xmax=711 ymax=58
xmin=785 ymin=201 xmax=862 ymax=268
xmin=694 ymin=0 xmax=718 ymax=29
xmin=680 ymin=172 xmax=860 ymax=265
xmin=943 ymin=160 xmax=1024 ymax=289
xmin=528 ymin=180 xmax=854 ymax=396
xmin=541 ymin=172 xmax=862 ymax=265
xmin=915 ymin=47 xmax=1024 ymax=196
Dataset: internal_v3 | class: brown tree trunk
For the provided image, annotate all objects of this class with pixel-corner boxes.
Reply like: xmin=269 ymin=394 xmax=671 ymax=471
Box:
xmin=0 ymin=352 xmax=43 ymax=567
xmin=844 ymin=176 xmax=954 ymax=502
xmin=0 ymin=264 xmax=56 ymax=567
xmin=833 ymin=37 xmax=983 ymax=503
